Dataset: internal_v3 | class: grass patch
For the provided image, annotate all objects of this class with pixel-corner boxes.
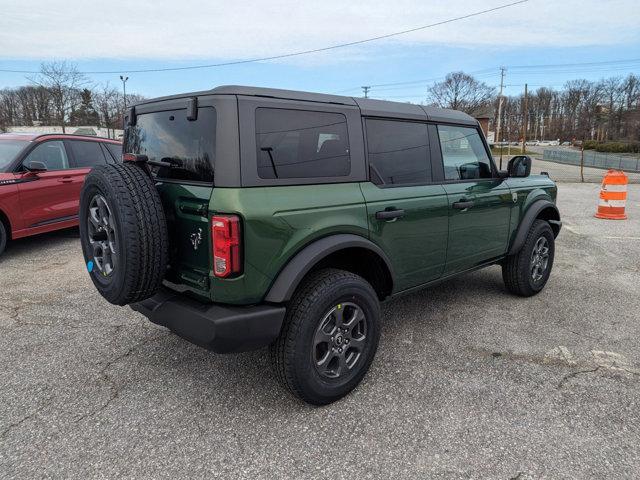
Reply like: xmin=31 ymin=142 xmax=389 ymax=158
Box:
xmin=491 ymin=147 xmax=536 ymax=156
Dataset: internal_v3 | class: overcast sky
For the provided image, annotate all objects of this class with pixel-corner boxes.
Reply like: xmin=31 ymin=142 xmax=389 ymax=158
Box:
xmin=1 ymin=0 xmax=639 ymax=100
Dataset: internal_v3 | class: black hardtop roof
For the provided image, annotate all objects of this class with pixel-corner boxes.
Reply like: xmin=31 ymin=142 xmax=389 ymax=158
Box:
xmin=134 ymin=85 xmax=477 ymax=124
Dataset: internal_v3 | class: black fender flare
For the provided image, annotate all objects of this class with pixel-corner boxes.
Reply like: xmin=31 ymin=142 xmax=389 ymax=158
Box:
xmin=508 ymin=200 xmax=561 ymax=255
xmin=264 ymin=234 xmax=395 ymax=303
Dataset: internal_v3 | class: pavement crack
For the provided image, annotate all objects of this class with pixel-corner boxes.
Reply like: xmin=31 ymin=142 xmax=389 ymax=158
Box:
xmin=0 ymin=304 xmax=21 ymax=321
xmin=73 ymin=332 xmax=169 ymax=423
xmin=557 ymin=366 xmax=602 ymax=389
xmin=0 ymin=397 xmax=53 ymax=440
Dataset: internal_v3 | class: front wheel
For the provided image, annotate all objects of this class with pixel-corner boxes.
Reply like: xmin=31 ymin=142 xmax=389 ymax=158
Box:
xmin=270 ymin=268 xmax=381 ymax=405
xmin=502 ymin=219 xmax=555 ymax=297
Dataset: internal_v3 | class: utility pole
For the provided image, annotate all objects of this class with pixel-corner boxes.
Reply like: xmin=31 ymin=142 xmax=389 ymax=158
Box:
xmin=362 ymin=86 xmax=371 ymax=98
xmin=496 ymin=66 xmax=506 ymax=168
xmin=521 ymin=83 xmax=528 ymax=154
xmin=119 ymin=75 xmax=129 ymax=112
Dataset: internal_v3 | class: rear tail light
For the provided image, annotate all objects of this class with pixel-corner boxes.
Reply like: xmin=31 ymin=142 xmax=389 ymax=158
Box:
xmin=122 ymin=153 xmax=149 ymax=162
xmin=211 ymin=215 xmax=241 ymax=278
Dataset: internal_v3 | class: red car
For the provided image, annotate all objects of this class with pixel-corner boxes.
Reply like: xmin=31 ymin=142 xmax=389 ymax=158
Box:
xmin=0 ymin=133 xmax=122 ymax=256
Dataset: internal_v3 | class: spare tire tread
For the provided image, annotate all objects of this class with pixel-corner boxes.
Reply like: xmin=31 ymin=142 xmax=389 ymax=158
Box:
xmin=80 ymin=162 xmax=168 ymax=305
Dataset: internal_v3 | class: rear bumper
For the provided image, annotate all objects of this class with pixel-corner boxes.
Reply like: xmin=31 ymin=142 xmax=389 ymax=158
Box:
xmin=131 ymin=288 xmax=286 ymax=353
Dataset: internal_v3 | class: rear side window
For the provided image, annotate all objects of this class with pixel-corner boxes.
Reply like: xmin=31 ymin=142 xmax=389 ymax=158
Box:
xmin=68 ymin=140 xmax=107 ymax=168
xmin=103 ymin=143 xmax=122 ymax=162
xmin=437 ymin=125 xmax=493 ymax=180
xmin=365 ymin=119 xmax=431 ymax=186
xmin=255 ymin=108 xmax=350 ymax=179
xmin=23 ymin=141 xmax=70 ymax=171
xmin=125 ymin=107 xmax=215 ymax=183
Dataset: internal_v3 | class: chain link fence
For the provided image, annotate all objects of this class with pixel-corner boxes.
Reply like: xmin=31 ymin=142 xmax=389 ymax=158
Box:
xmin=534 ymin=148 xmax=640 ymax=184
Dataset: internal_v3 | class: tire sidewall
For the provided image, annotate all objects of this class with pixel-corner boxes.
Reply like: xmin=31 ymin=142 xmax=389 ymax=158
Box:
xmin=291 ymin=277 xmax=380 ymax=404
xmin=79 ymin=171 xmax=128 ymax=302
xmin=0 ymin=220 xmax=7 ymax=257
xmin=523 ymin=221 xmax=555 ymax=293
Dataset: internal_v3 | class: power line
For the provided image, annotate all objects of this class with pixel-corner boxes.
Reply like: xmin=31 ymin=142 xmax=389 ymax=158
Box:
xmin=0 ymin=0 xmax=528 ymax=75
xmin=508 ymin=58 xmax=640 ymax=70
xmin=339 ymin=59 xmax=640 ymax=96
xmin=362 ymin=68 xmax=497 ymax=89
xmin=505 ymin=65 xmax=640 ymax=76
xmin=374 ymin=72 xmax=501 ymax=92
xmin=333 ymin=70 xmax=500 ymax=94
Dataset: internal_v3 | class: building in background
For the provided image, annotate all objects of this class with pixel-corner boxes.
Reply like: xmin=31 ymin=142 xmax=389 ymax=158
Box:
xmin=474 ymin=113 xmax=495 ymax=146
xmin=4 ymin=125 xmax=123 ymax=140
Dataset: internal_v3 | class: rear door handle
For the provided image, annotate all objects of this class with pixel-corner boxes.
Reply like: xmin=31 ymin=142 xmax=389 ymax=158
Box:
xmin=58 ymin=176 xmax=73 ymax=183
xmin=452 ymin=199 xmax=474 ymax=210
xmin=375 ymin=208 xmax=405 ymax=221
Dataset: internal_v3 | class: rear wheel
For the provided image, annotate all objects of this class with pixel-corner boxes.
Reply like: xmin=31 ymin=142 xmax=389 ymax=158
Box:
xmin=79 ymin=163 xmax=168 ymax=305
xmin=270 ymin=268 xmax=381 ymax=405
xmin=0 ymin=220 xmax=7 ymax=257
xmin=502 ymin=219 xmax=555 ymax=297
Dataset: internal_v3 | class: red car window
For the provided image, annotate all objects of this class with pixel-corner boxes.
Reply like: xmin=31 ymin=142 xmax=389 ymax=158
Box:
xmin=23 ymin=141 xmax=70 ymax=170
xmin=68 ymin=140 xmax=107 ymax=168
xmin=103 ymin=143 xmax=122 ymax=162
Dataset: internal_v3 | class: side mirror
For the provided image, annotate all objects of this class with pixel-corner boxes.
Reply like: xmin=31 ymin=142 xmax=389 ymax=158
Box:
xmin=24 ymin=161 xmax=48 ymax=173
xmin=507 ymin=155 xmax=532 ymax=178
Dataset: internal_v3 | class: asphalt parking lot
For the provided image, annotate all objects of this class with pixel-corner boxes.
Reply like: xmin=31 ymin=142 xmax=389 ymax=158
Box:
xmin=1 ymin=183 xmax=639 ymax=479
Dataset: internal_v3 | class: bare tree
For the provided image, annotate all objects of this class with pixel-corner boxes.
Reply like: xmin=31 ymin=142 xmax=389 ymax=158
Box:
xmin=599 ymin=77 xmax=623 ymax=139
xmin=28 ymin=61 xmax=88 ymax=133
xmin=0 ymin=89 xmax=18 ymax=131
xmin=94 ymin=83 xmax=123 ymax=137
xmin=428 ymin=72 xmax=495 ymax=115
xmin=621 ymin=74 xmax=640 ymax=110
xmin=2 ymin=66 xmax=637 ymax=143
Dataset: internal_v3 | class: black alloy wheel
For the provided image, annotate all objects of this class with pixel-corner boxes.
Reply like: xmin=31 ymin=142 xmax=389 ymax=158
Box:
xmin=87 ymin=194 xmax=118 ymax=276
xmin=312 ymin=302 xmax=368 ymax=379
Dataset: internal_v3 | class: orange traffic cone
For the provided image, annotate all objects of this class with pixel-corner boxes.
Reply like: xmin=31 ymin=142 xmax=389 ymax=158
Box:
xmin=595 ymin=170 xmax=628 ymax=220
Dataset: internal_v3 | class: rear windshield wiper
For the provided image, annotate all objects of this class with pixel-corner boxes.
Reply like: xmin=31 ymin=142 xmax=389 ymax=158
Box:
xmin=147 ymin=156 xmax=184 ymax=169
xmin=260 ymin=147 xmax=279 ymax=178
xmin=124 ymin=153 xmax=183 ymax=169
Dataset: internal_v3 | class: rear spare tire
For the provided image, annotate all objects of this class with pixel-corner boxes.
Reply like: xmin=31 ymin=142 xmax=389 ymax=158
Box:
xmin=79 ymin=163 xmax=168 ymax=305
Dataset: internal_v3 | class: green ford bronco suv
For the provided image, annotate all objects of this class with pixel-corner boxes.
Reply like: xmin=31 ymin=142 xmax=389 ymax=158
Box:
xmin=79 ymin=86 xmax=561 ymax=405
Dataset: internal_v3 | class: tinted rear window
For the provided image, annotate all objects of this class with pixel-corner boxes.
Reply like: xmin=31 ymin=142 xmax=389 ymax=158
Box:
xmin=104 ymin=143 xmax=122 ymax=161
xmin=125 ymin=107 xmax=215 ymax=183
xmin=365 ymin=119 xmax=431 ymax=185
xmin=68 ymin=140 xmax=107 ymax=167
xmin=255 ymin=108 xmax=350 ymax=179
